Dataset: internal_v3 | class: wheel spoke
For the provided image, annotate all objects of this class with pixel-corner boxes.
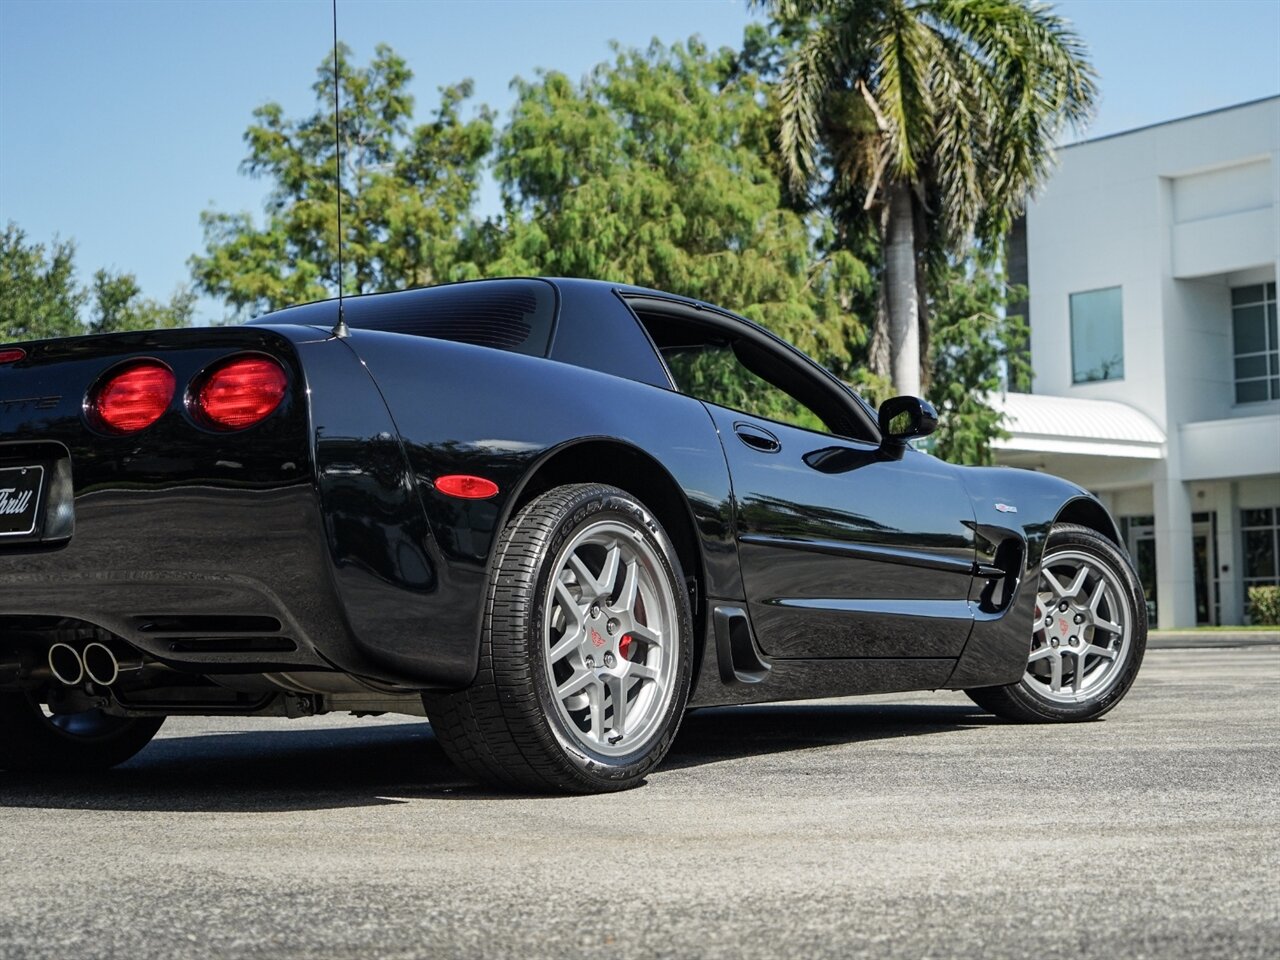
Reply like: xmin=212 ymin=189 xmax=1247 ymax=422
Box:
xmin=556 ymin=668 xmax=593 ymax=700
xmin=1092 ymin=616 xmax=1123 ymax=636
xmin=547 ymin=628 xmax=580 ymax=664
xmin=1027 ymin=645 xmax=1055 ymax=663
xmin=1087 ymin=577 xmax=1108 ymax=614
xmin=628 ymin=623 xmax=662 ymax=648
xmin=628 ymin=661 xmax=660 ymax=682
xmin=554 ymin=579 xmax=585 ymax=625
xmin=1041 ymin=569 xmax=1071 ymax=598
xmin=1064 ymin=565 xmax=1090 ymax=600
xmin=598 ymin=543 xmax=622 ymax=601
xmin=615 ymin=559 xmax=640 ymax=616
xmin=606 ymin=674 xmax=628 ymax=738
xmin=1049 ymin=653 xmax=1063 ymax=692
xmin=585 ymin=679 xmax=605 ymax=742
xmin=1073 ymin=652 xmax=1088 ymax=693
xmin=571 ymin=553 xmax=604 ymax=598
xmin=1084 ymin=643 xmax=1117 ymax=660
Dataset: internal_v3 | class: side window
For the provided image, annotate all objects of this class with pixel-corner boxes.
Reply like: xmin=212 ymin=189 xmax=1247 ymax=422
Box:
xmin=1232 ymin=282 xmax=1278 ymax=404
xmin=1070 ymin=286 xmax=1124 ymax=384
xmin=662 ymin=343 xmax=830 ymax=434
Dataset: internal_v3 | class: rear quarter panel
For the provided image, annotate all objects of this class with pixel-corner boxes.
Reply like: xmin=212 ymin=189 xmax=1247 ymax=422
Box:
xmin=334 ymin=328 xmax=737 ymax=686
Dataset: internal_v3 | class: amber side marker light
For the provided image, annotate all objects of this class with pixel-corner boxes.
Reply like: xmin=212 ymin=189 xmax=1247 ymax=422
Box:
xmin=90 ymin=360 xmax=176 ymax=433
xmin=0 ymin=347 xmax=26 ymax=364
xmin=192 ymin=355 xmax=288 ymax=430
xmin=436 ymin=475 xmax=500 ymax=500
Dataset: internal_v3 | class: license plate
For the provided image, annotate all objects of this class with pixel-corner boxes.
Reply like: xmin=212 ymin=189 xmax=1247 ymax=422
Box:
xmin=0 ymin=465 xmax=44 ymax=537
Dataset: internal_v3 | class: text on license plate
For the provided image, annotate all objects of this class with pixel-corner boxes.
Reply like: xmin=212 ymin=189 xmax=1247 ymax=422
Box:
xmin=0 ymin=465 xmax=44 ymax=537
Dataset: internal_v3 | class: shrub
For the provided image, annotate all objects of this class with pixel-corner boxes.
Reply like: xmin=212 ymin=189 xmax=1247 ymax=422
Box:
xmin=1247 ymin=586 xmax=1280 ymax=626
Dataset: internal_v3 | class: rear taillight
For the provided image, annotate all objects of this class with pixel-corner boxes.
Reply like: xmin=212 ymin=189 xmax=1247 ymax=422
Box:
xmin=0 ymin=347 xmax=26 ymax=365
xmin=89 ymin=360 xmax=176 ymax=433
xmin=191 ymin=355 xmax=288 ymax=430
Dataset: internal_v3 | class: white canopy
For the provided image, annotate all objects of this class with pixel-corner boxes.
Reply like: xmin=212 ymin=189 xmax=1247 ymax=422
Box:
xmin=991 ymin=392 xmax=1166 ymax=460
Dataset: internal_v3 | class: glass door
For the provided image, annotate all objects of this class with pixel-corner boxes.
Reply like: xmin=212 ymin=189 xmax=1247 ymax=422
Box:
xmin=1192 ymin=512 xmax=1218 ymax=626
xmin=1122 ymin=516 xmax=1157 ymax=624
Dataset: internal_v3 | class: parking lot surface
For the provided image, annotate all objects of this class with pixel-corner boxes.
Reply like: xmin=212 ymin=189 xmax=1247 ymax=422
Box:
xmin=1 ymin=646 xmax=1276 ymax=959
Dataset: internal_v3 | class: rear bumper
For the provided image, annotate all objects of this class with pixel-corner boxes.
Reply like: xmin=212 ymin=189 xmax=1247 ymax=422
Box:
xmin=0 ymin=481 xmax=362 ymax=672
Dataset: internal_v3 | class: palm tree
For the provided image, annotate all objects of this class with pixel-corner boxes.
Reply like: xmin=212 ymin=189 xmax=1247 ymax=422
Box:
xmin=758 ymin=0 xmax=1096 ymax=397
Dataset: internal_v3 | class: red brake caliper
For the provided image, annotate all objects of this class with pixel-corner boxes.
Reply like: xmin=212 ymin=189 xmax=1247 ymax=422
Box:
xmin=618 ymin=634 xmax=634 ymax=660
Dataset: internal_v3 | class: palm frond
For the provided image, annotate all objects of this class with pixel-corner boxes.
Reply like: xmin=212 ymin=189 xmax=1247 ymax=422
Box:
xmin=776 ymin=22 xmax=843 ymax=195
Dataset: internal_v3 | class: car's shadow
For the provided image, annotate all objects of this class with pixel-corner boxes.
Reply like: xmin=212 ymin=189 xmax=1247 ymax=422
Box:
xmin=0 ymin=701 xmax=1000 ymax=812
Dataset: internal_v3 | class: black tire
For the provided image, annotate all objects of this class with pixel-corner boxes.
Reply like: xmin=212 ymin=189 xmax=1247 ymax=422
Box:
xmin=424 ymin=483 xmax=694 ymax=793
xmin=966 ymin=523 xmax=1147 ymax=723
xmin=0 ymin=693 xmax=164 ymax=772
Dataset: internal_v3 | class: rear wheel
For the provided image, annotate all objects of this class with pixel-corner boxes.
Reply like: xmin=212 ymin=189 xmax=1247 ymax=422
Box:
xmin=966 ymin=524 xmax=1147 ymax=722
xmin=425 ymin=483 xmax=693 ymax=793
xmin=0 ymin=692 xmax=164 ymax=772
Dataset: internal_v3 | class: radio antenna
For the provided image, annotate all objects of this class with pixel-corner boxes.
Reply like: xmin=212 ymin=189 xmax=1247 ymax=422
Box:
xmin=329 ymin=0 xmax=350 ymax=338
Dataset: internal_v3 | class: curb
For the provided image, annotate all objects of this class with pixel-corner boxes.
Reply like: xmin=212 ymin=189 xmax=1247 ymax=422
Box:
xmin=1148 ymin=631 xmax=1279 ymax=650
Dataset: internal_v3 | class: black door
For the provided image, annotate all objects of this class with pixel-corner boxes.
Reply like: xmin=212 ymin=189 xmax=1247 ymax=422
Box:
xmin=705 ymin=405 xmax=977 ymax=659
xmin=625 ymin=292 xmax=978 ymax=661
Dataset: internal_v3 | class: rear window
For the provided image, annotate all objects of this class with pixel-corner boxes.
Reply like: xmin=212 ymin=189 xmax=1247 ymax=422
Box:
xmin=344 ymin=279 xmax=556 ymax=357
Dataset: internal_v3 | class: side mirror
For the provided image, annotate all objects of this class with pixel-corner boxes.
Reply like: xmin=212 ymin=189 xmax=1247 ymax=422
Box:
xmin=878 ymin=396 xmax=938 ymax=449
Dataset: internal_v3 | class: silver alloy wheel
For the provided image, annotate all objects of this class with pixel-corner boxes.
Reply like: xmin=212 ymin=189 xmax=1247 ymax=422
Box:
xmin=1024 ymin=548 xmax=1132 ymax=704
xmin=542 ymin=519 xmax=679 ymax=758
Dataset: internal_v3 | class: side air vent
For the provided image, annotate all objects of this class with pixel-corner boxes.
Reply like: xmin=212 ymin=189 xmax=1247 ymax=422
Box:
xmin=133 ymin=615 xmax=283 ymax=635
xmin=973 ymin=537 xmax=1025 ymax=615
xmin=712 ymin=606 xmax=772 ymax=686
xmin=166 ymin=637 xmax=297 ymax=655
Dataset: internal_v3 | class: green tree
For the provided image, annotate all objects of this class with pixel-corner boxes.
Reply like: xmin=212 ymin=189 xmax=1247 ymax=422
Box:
xmin=483 ymin=38 xmax=871 ymax=378
xmin=759 ymin=0 xmax=1095 ymax=397
xmin=86 ymin=269 xmax=195 ymax=334
xmin=191 ymin=44 xmax=494 ymax=317
xmin=927 ymin=255 xmax=1028 ymax=464
xmin=2 ymin=222 xmax=192 ymax=342
xmin=1 ymin=223 xmax=85 ymax=342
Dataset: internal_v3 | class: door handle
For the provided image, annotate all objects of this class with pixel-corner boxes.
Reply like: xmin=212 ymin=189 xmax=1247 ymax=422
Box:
xmin=733 ymin=422 xmax=781 ymax=454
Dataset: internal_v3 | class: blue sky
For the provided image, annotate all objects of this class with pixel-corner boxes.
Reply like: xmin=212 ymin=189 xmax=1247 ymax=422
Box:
xmin=2 ymin=0 xmax=1277 ymax=324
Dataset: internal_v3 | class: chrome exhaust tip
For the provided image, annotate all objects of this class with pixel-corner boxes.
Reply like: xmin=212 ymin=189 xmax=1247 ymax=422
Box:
xmin=82 ymin=642 xmax=120 ymax=687
xmin=48 ymin=643 xmax=85 ymax=686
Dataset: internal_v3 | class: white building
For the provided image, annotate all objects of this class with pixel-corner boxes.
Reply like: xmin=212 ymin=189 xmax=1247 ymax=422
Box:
xmin=996 ymin=97 xmax=1280 ymax=629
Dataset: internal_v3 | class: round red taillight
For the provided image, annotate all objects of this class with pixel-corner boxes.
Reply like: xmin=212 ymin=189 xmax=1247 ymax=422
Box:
xmin=90 ymin=360 xmax=176 ymax=433
xmin=193 ymin=355 xmax=288 ymax=430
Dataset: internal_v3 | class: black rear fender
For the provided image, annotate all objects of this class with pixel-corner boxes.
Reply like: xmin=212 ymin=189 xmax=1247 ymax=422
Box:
xmin=0 ymin=325 xmax=407 ymax=681
xmin=343 ymin=328 xmax=738 ymax=686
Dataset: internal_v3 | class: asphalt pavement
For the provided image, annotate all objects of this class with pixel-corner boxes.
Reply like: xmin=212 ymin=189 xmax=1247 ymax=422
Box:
xmin=1 ymin=646 xmax=1277 ymax=960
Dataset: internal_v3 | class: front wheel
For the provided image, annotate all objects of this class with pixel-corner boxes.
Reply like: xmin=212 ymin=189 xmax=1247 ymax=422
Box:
xmin=425 ymin=483 xmax=693 ymax=793
xmin=0 ymin=692 xmax=164 ymax=772
xmin=966 ymin=523 xmax=1147 ymax=722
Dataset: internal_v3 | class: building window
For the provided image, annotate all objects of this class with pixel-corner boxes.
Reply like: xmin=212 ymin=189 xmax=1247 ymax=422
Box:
xmin=1232 ymin=282 xmax=1279 ymax=404
xmin=1242 ymin=507 xmax=1280 ymax=595
xmin=1070 ymin=286 xmax=1124 ymax=384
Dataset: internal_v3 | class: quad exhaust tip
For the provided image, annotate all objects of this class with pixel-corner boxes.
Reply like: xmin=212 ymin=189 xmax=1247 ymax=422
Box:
xmin=82 ymin=642 xmax=120 ymax=687
xmin=47 ymin=642 xmax=131 ymax=687
xmin=47 ymin=643 xmax=85 ymax=686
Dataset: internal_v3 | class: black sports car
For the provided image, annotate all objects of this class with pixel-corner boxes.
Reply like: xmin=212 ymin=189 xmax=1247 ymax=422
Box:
xmin=0 ymin=278 xmax=1146 ymax=792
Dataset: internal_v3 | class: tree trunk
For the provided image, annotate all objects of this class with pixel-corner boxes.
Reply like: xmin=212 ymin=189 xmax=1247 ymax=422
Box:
xmin=885 ymin=181 xmax=921 ymax=398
